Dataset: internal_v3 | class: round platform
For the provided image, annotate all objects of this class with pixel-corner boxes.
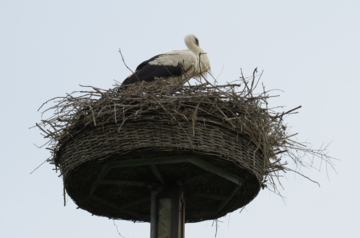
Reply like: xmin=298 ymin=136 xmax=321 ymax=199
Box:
xmin=59 ymin=120 xmax=264 ymax=222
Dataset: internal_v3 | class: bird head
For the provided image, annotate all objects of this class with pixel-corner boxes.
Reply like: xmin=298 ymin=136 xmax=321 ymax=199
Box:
xmin=184 ymin=34 xmax=201 ymax=52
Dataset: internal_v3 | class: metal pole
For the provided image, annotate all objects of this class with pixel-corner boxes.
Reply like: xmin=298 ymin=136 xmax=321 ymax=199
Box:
xmin=155 ymin=186 xmax=185 ymax=238
xmin=150 ymin=190 xmax=158 ymax=238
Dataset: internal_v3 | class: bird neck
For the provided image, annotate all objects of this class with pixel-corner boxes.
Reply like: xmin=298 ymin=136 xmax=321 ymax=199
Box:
xmin=186 ymin=42 xmax=204 ymax=55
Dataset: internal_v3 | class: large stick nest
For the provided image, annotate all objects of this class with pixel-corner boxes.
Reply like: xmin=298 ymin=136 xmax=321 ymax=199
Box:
xmin=35 ymin=70 xmax=332 ymax=194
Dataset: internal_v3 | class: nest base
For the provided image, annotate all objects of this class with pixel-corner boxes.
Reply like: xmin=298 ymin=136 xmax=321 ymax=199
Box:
xmin=62 ymin=121 xmax=263 ymax=222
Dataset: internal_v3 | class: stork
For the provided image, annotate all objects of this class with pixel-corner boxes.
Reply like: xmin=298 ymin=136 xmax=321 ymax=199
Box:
xmin=121 ymin=34 xmax=211 ymax=87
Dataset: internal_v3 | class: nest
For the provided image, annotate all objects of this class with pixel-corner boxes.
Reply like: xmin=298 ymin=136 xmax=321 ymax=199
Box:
xmin=35 ymin=71 xmax=331 ymax=222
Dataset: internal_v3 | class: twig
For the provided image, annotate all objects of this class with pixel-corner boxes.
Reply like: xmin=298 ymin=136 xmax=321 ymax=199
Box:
xmin=113 ymin=220 xmax=126 ymax=238
xmin=118 ymin=48 xmax=135 ymax=74
xmin=30 ymin=158 xmax=49 ymax=174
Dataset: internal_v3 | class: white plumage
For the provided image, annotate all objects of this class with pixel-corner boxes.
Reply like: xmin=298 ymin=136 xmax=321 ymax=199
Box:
xmin=121 ymin=34 xmax=211 ymax=87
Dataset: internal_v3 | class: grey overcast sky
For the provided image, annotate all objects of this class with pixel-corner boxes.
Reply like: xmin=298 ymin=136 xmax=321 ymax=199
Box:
xmin=1 ymin=0 xmax=359 ymax=237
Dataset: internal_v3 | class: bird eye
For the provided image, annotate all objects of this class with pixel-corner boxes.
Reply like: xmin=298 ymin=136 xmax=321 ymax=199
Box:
xmin=195 ymin=38 xmax=199 ymax=46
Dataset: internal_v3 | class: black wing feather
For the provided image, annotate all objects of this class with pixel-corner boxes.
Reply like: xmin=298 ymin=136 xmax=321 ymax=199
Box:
xmin=135 ymin=54 xmax=162 ymax=71
xmin=121 ymin=54 xmax=185 ymax=86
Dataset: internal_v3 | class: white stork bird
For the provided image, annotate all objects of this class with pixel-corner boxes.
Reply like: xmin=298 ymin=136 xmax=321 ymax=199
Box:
xmin=121 ymin=34 xmax=211 ymax=87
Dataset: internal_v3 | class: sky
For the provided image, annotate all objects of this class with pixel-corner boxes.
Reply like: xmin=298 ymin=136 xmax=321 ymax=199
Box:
xmin=0 ymin=0 xmax=359 ymax=237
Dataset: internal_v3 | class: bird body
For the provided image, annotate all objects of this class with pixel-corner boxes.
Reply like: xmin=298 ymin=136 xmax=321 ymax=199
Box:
xmin=121 ymin=34 xmax=211 ymax=87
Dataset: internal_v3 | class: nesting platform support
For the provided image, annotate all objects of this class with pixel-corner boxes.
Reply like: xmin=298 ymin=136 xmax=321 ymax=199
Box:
xmin=63 ymin=147 xmax=260 ymax=222
xmin=151 ymin=186 xmax=185 ymax=238
xmin=83 ymin=154 xmax=247 ymax=237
